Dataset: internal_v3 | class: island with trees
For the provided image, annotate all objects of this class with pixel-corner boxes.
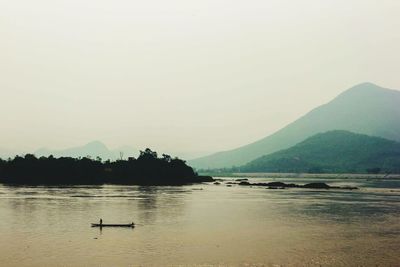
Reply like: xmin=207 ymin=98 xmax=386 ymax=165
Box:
xmin=0 ymin=148 xmax=214 ymax=185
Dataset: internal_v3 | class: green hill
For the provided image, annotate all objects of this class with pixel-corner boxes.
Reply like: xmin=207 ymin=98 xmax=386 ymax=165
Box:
xmin=241 ymin=131 xmax=400 ymax=174
xmin=190 ymin=83 xmax=400 ymax=169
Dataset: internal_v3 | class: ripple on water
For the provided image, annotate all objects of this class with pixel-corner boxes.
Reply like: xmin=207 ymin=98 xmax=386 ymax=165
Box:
xmin=0 ymin=179 xmax=399 ymax=266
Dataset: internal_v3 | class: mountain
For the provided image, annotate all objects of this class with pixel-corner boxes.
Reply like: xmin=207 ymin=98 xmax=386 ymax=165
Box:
xmin=241 ymin=130 xmax=400 ymax=173
xmin=34 ymin=141 xmax=137 ymax=160
xmin=189 ymin=82 xmax=400 ymax=169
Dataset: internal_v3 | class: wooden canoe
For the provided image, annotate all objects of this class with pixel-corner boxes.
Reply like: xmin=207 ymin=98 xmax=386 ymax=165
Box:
xmin=91 ymin=223 xmax=134 ymax=227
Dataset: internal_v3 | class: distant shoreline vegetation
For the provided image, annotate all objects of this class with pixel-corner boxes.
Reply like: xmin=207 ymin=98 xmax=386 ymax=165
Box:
xmin=0 ymin=148 xmax=214 ymax=185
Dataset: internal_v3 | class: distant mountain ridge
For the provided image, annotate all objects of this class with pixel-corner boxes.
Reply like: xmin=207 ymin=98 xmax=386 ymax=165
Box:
xmin=189 ymin=83 xmax=400 ymax=169
xmin=35 ymin=141 xmax=137 ymax=160
xmin=241 ymin=130 xmax=400 ymax=173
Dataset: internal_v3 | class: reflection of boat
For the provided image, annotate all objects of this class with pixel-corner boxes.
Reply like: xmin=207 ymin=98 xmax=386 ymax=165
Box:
xmin=91 ymin=223 xmax=134 ymax=228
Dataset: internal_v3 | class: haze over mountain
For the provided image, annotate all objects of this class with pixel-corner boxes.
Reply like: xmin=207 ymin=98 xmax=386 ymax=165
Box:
xmin=241 ymin=130 xmax=400 ymax=174
xmin=34 ymin=141 xmax=137 ymax=161
xmin=190 ymin=83 xmax=400 ymax=169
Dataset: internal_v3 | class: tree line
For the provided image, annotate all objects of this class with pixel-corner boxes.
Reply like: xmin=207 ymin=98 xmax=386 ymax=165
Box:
xmin=0 ymin=148 xmax=213 ymax=185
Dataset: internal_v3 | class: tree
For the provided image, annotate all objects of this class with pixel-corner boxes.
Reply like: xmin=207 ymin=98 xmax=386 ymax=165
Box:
xmin=162 ymin=154 xmax=172 ymax=162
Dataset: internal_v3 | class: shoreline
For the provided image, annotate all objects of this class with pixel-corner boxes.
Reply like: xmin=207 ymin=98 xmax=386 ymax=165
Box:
xmin=200 ymin=172 xmax=400 ymax=179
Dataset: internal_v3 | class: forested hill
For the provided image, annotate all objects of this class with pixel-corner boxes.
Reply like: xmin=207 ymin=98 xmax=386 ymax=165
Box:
xmin=241 ymin=131 xmax=400 ymax=174
xmin=190 ymin=83 xmax=400 ymax=169
xmin=0 ymin=149 xmax=213 ymax=185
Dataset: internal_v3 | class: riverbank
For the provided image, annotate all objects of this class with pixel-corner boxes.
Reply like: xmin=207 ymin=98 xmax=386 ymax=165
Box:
xmin=200 ymin=172 xmax=400 ymax=179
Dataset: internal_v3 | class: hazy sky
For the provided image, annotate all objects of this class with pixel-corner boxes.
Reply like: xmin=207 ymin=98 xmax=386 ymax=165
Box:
xmin=1 ymin=0 xmax=400 ymax=158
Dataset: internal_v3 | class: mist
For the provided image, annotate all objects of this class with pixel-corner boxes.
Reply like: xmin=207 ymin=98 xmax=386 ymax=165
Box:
xmin=1 ymin=0 xmax=400 ymax=158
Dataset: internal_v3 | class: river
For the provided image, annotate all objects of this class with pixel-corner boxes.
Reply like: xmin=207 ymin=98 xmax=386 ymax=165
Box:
xmin=0 ymin=176 xmax=399 ymax=266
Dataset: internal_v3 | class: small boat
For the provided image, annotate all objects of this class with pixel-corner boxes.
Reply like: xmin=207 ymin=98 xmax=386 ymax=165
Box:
xmin=91 ymin=223 xmax=134 ymax=228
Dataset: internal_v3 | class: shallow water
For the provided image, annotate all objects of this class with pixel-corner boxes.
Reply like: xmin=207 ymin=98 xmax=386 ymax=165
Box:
xmin=0 ymin=177 xmax=399 ymax=266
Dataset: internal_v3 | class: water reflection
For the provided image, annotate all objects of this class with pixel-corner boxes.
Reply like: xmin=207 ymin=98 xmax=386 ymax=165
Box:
xmin=136 ymin=186 xmax=191 ymax=224
xmin=0 ymin=178 xmax=399 ymax=266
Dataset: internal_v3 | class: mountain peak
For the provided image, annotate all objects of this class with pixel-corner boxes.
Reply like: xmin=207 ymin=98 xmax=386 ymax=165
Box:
xmin=84 ymin=141 xmax=108 ymax=149
xmin=351 ymin=82 xmax=380 ymax=88
xmin=189 ymin=82 xmax=400 ymax=169
xmin=331 ymin=82 xmax=400 ymax=107
xmin=33 ymin=141 xmax=138 ymax=160
xmin=339 ymin=82 xmax=382 ymax=96
xmin=336 ymin=82 xmax=399 ymax=99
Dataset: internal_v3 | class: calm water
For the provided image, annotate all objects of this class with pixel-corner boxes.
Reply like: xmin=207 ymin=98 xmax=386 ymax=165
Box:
xmin=0 ymin=177 xmax=399 ymax=266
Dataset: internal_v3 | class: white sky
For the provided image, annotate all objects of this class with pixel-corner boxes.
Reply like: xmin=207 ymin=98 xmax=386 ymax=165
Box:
xmin=1 ymin=0 xmax=400 ymax=158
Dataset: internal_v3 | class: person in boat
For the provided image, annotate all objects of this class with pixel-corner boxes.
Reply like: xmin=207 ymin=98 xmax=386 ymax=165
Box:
xmin=100 ymin=218 xmax=103 ymax=226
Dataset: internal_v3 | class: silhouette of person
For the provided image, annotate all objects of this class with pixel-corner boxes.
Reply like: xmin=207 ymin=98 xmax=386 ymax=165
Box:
xmin=100 ymin=218 xmax=103 ymax=226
